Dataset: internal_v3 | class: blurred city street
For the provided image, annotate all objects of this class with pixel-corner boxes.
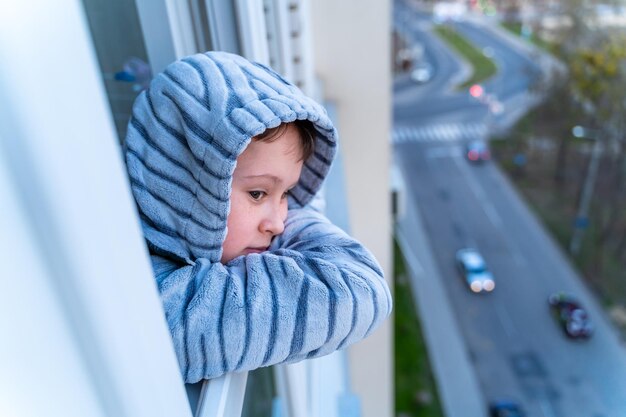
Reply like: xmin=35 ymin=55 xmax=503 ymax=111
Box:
xmin=393 ymin=1 xmax=626 ymax=416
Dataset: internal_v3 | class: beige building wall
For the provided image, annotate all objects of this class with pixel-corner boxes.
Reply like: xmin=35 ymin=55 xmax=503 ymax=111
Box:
xmin=310 ymin=2 xmax=393 ymax=417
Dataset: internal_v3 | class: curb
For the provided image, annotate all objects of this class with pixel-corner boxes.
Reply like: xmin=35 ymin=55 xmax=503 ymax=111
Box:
xmin=394 ymin=162 xmax=488 ymax=417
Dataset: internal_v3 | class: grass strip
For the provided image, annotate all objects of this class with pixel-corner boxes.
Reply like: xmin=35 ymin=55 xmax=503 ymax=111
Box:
xmin=394 ymin=239 xmax=444 ymax=417
xmin=434 ymin=24 xmax=497 ymax=88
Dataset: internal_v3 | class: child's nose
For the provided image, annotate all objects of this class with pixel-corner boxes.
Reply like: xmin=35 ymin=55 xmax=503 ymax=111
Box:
xmin=260 ymin=207 xmax=285 ymax=236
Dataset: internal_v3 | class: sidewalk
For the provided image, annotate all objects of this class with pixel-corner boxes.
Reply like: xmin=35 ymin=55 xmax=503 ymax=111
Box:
xmin=393 ymin=163 xmax=487 ymax=417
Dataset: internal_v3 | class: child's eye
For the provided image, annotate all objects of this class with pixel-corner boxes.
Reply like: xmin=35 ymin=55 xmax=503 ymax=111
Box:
xmin=248 ymin=191 xmax=266 ymax=201
xmin=281 ymin=191 xmax=290 ymax=199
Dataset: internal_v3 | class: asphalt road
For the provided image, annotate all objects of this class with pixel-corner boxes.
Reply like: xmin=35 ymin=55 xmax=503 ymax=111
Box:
xmin=393 ymin=5 xmax=541 ymax=128
xmin=397 ymin=141 xmax=626 ymax=416
xmin=393 ymin=3 xmax=626 ymax=416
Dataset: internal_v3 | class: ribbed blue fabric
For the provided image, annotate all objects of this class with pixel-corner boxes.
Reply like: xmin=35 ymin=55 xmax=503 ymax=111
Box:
xmin=125 ymin=51 xmax=392 ymax=382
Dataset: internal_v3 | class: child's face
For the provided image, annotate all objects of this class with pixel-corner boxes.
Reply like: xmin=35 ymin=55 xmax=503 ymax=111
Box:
xmin=221 ymin=124 xmax=304 ymax=263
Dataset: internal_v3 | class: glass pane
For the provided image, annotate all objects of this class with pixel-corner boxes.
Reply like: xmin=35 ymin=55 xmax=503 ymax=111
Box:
xmin=241 ymin=366 xmax=277 ymax=417
xmin=81 ymin=0 xmax=150 ymax=143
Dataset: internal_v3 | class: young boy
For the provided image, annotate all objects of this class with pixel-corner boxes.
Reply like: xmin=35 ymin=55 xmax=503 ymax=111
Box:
xmin=221 ymin=122 xmax=314 ymax=263
xmin=124 ymin=51 xmax=392 ymax=383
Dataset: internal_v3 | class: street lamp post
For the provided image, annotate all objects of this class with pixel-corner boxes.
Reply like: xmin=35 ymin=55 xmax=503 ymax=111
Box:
xmin=569 ymin=125 xmax=603 ymax=256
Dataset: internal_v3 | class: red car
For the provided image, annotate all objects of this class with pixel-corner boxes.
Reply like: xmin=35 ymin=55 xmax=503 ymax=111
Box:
xmin=465 ymin=140 xmax=491 ymax=163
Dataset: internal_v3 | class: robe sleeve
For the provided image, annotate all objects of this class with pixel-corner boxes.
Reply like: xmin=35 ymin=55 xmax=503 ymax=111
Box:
xmin=152 ymin=207 xmax=392 ymax=383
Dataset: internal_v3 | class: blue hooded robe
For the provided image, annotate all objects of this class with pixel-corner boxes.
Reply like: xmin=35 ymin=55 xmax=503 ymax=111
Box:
xmin=124 ymin=51 xmax=392 ymax=383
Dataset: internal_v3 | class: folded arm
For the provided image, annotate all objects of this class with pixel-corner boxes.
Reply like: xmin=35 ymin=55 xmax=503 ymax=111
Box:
xmin=153 ymin=208 xmax=392 ymax=383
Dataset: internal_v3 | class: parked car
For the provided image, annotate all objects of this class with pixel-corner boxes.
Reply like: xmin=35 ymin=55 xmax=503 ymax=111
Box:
xmin=410 ymin=62 xmax=434 ymax=84
xmin=465 ymin=140 xmax=491 ymax=163
xmin=548 ymin=292 xmax=594 ymax=339
xmin=489 ymin=400 xmax=525 ymax=417
xmin=455 ymin=248 xmax=495 ymax=293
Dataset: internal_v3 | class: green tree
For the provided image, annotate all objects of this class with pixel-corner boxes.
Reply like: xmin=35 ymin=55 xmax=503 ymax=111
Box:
xmin=564 ymin=32 xmax=626 ymax=282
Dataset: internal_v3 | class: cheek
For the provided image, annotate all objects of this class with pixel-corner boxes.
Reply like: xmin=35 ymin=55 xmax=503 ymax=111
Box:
xmin=228 ymin=193 xmax=267 ymax=234
xmin=227 ymin=195 xmax=249 ymax=231
xmin=280 ymin=198 xmax=289 ymax=221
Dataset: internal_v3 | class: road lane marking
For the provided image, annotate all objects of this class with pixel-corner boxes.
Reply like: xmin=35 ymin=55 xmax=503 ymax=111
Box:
xmin=494 ymin=301 xmax=516 ymax=339
xmin=426 ymin=146 xmax=461 ymax=159
xmin=511 ymin=248 xmax=526 ymax=267
xmin=484 ymin=202 xmax=503 ymax=228
xmin=452 ymin=153 xmax=528 ymax=268
xmin=452 ymin=153 xmax=499 ymax=226
xmin=538 ymin=398 xmax=558 ymax=417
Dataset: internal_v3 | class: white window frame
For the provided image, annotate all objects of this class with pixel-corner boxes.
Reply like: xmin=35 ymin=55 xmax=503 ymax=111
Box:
xmin=0 ymin=1 xmax=193 ymax=416
xmin=264 ymin=0 xmax=294 ymax=80
xmin=196 ymin=373 xmax=249 ymax=417
xmin=294 ymin=0 xmax=315 ymax=96
xmin=235 ymin=0 xmax=270 ymax=64
xmin=275 ymin=362 xmax=309 ymax=417
xmin=204 ymin=0 xmax=242 ymax=54
xmin=135 ymin=0 xmax=199 ymax=74
xmin=267 ymin=0 xmax=315 ymax=94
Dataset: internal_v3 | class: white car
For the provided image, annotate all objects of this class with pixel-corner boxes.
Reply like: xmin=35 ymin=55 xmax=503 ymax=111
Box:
xmin=455 ymin=248 xmax=495 ymax=293
xmin=410 ymin=62 xmax=434 ymax=84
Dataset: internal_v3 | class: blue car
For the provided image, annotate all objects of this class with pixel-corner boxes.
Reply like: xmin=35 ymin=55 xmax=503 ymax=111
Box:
xmin=489 ymin=400 xmax=525 ymax=417
xmin=456 ymin=248 xmax=495 ymax=293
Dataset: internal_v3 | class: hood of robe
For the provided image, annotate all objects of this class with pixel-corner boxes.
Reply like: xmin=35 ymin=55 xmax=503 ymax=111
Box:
xmin=124 ymin=51 xmax=337 ymax=263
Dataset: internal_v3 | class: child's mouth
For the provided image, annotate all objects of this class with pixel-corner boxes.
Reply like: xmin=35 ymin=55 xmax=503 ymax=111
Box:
xmin=245 ymin=247 xmax=269 ymax=254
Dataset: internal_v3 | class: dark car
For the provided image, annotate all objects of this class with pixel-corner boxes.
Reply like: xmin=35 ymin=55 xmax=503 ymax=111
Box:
xmin=489 ymin=400 xmax=525 ymax=417
xmin=548 ymin=292 xmax=594 ymax=339
xmin=465 ymin=140 xmax=491 ymax=163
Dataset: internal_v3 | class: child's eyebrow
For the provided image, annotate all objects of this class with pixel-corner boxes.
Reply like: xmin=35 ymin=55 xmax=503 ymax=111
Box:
xmin=242 ymin=174 xmax=280 ymax=184
xmin=243 ymin=174 xmax=299 ymax=189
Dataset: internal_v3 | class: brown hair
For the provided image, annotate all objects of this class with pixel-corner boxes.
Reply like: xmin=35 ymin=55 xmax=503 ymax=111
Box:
xmin=254 ymin=120 xmax=316 ymax=161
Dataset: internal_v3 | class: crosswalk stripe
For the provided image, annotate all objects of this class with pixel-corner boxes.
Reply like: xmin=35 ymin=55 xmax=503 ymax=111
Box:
xmin=395 ymin=129 xmax=403 ymax=143
xmin=391 ymin=123 xmax=487 ymax=144
xmin=442 ymin=125 xmax=453 ymax=140
xmin=426 ymin=125 xmax=438 ymax=141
